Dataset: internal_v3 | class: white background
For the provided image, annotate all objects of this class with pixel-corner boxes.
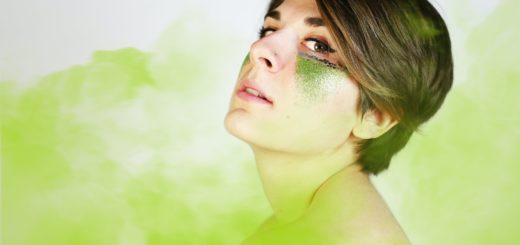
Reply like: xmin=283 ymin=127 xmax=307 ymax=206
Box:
xmin=0 ymin=0 xmax=501 ymax=82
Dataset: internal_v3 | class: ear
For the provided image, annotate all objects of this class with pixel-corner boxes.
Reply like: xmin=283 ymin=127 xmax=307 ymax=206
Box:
xmin=352 ymin=109 xmax=398 ymax=140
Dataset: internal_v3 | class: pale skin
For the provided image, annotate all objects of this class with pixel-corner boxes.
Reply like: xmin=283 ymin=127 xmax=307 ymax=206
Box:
xmin=224 ymin=0 xmax=410 ymax=244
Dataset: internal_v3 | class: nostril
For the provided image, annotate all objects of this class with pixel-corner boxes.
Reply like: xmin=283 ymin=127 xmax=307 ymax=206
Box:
xmin=263 ymin=58 xmax=273 ymax=68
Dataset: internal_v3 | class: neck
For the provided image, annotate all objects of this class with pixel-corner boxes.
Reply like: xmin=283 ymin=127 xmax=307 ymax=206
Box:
xmin=251 ymin=142 xmax=358 ymax=224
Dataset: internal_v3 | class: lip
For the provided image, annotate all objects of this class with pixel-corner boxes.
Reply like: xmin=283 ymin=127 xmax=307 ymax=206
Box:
xmin=236 ymin=80 xmax=274 ymax=105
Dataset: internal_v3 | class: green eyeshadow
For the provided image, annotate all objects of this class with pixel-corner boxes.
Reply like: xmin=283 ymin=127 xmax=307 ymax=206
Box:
xmin=295 ymin=53 xmax=348 ymax=103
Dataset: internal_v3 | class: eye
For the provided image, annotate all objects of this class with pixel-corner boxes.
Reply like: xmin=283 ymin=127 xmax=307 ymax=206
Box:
xmin=303 ymin=38 xmax=336 ymax=54
xmin=258 ymin=26 xmax=276 ymax=38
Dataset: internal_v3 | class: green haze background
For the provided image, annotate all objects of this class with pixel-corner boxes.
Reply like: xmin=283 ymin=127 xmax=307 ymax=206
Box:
xmin=1 ymin=0 xmax=519 ymax=244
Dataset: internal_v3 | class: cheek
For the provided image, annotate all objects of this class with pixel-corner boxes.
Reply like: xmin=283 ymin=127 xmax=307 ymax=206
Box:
xmin=293 ymin=55 xmax=359 ymax=116
xmin=322 ymin=83 xmax=361 ymax=139
xmin=275 ymin=105 xmax=358 ymax=153
xmin=286 ymin=56 xmax=360 ymax=148
xmin=294 ymin=55 xmax=350 ymax=104
xmin=270 ymin=88 xmax=360 ymax=153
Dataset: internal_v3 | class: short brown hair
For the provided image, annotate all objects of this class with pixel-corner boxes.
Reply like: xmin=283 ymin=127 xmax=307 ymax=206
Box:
xmin=266 ymin=0 xmax=453 ymax=174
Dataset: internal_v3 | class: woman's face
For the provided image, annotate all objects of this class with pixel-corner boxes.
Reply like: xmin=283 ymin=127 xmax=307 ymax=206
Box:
xmin=225 ymin=0 xmax=361 ymax=154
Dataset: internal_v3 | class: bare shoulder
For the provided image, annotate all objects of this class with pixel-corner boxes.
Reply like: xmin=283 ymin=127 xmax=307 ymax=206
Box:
xmin=304 ymin=166 xmax=412 ymax=244
xmin=244 ymin=203 xmax=410 ymax=245
xmin=242 ymin=217 xmax=342 ymax=245
xmin=340 ymin=220 xmax=411 ymax=245
xmin=242 ymin=216 xmax=410 ymax=245
xmin=243 ymin=166 xmax=411 ymax=244
xmin=303 ymin=209 xmax=411 ymax=245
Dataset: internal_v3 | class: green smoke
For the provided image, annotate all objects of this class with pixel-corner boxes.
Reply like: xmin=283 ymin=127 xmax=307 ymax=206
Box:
xmin=1 ymin=1 xmax=519 ymax=244
xmin=1 ymin=18 xmax=270 ymax=245
xmin=372 ymin=0 xmax=520 ymax=244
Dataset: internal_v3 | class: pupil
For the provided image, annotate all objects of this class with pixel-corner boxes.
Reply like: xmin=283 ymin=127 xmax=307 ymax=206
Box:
xmin=315 ymin=43 xmax=319 ymax=51
xmin=315 ymin=43 xmax=324 ymax=52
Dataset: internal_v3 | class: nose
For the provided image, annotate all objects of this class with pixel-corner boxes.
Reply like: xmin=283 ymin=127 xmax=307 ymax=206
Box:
xmin=249 ymin=28 xmax=297 ymax=73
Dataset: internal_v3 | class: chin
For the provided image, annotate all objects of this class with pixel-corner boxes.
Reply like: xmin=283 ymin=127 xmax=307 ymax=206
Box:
xmin=224 ymin=109 xmax=253 ymax=143
xmin=224 ymin=109 xmax=277 ymax=151
xmin=224 ymin=116 xmax=281 ymax=156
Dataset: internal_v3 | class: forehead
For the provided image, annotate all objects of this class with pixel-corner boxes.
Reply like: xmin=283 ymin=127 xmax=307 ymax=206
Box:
xmin=268 ymin=0 xmax=321 ymax=21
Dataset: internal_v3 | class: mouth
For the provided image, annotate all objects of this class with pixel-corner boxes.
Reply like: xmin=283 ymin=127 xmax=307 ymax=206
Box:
xmin=237 ymin=82 xmax=273 ymax=105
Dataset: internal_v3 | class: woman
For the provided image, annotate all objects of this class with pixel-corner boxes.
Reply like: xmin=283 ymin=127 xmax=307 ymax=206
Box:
xmin=225 ymin=0 xmax=453 ymax=244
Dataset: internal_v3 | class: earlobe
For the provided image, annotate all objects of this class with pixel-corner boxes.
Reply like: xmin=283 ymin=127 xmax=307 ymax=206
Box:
xmin=352 ymin=109 xmax=398 ymax=139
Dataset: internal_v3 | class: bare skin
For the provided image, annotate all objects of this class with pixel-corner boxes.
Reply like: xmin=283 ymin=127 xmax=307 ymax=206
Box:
xmin=225 ymin=0 xmax=411 ymax=243
xmin=242 ymin=163 xmax=410 ymax=245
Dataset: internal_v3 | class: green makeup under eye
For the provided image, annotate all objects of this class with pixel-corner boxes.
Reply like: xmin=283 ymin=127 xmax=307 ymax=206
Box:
xmin=295 ymin=53 xmax=348 ymax=103
xmin=241 ymin=53 xmax=250 ymax=70
xmin=238 ymin=52 xmax=348 ymax=103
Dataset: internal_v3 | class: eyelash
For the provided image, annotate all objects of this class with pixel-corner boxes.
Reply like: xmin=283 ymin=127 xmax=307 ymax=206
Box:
xmin=258 ymin=26 xmax=275 ymax=38
xmin=258 ymin=26 xmax=337 ymax=55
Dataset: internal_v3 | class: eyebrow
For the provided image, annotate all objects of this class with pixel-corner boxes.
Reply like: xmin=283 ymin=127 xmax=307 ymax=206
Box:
xmin=305 ymin=17 xmax=324 ymax=27
xmin=264 ymin=10 xmax=325 ymax=27
xmin=264 ymin=10 xmax=281 ymax=20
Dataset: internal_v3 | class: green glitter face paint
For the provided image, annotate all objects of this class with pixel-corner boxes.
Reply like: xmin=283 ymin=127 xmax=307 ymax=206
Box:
xmin=238 ymin=52 xmax=348 ymax=103
xmin=295 ymin=53 xmax=349 ymax=103
xmin=241 ymin=53 xmax=250 ymax=71
xmin=237 ymin=53 xmax=250 ymax=81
